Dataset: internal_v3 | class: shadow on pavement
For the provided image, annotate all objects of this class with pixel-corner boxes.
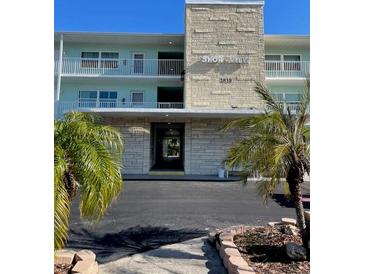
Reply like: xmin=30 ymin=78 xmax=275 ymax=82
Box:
xmin=272 ymin=194 xmax=310 ymax=210
xmin=203 ymin=240 xmax=228 ymax=274
xmin=148 ymin=248 xmax=206 ymax=260
xmin=67 ymin=226 xmax=206 ymax=263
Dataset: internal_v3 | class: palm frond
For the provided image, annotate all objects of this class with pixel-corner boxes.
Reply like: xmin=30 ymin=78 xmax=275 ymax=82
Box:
xmin=54 ymin=146 xmax=70 ymax=250
xmin=224 ymin=81 xmax=310 ymax=200
xmin=54 ymin=112 xmax=123 ymax=249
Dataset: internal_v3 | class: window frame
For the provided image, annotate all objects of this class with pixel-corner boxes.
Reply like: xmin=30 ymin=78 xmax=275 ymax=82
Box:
xmin=272 ymin=92 xmax=301 ymax=103
xmin=265 ymin=54 xmax=282 ymax=71
xmin=100 ymin=52 xmax=119 ymax=69
xmin=79 ymin=90 xmax=98 ymax=107
xmin=80 ymin=51 xmax=120 ymax=69
xmin=80 ymin=52 xmax=99 ymax=68
xmin=131 ymin=91 xmax=144 ymax=106
xmin=283 ymin=54 xmax=302 ymax=71
xmin=78 ymin=90 xmax=118 ymax=108
xmin=264 ymin=54 xmax=303 ymax=71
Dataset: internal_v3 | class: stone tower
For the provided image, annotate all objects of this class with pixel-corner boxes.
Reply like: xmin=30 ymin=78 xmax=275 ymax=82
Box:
xmin=184 ymin=0 xmax=265 ymax=109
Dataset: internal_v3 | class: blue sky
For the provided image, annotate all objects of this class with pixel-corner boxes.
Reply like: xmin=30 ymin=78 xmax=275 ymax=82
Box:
xmin=54 ymin=0 xmax=309 ymax=35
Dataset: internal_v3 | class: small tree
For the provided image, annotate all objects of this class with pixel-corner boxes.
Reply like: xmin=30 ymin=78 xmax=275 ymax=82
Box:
xmin=225 ymin=81 xmax=310 ymax=249
xmin=54 ymin=112 xmax=123 ymax=250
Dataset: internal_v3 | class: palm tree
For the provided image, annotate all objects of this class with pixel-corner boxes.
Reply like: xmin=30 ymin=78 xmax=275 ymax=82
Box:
xmin=54 ymin=112 xmax=123 ymax=250
xmin=224 ymin=81 xmax=310 ymax=249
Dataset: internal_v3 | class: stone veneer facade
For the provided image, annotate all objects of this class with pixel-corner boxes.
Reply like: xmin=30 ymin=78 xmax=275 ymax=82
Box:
xmin=184 ymin=2 xmax=265 ymax=109
xmin=106 ymin=1 xmax=265 ymax=175
xmin=105 ymin=117 xmax=243 ymax=175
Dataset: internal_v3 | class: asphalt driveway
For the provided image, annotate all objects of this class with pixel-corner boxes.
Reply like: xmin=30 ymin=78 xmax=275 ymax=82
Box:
xmin=67 ymin=180 xmax=305 ymax=263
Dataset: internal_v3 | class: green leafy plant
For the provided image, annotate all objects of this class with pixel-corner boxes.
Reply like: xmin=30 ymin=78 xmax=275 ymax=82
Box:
xmin=225 ymin=81 xmax=310 ymax=249
xmin=54 ymin=112 xmax=123 ymax=250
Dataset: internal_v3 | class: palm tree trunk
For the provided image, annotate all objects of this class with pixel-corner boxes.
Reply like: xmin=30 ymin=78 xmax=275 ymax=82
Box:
xmin=287 ymin=169 xmax=308 ymax=250
xmin=292 ymin=181 xmax=308 ymax=250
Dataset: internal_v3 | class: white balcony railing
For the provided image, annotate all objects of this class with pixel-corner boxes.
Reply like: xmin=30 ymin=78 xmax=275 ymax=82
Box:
xmin=266 ymin=102 xmax=310 ymax=114
xmin=54 ymin=59 xmax=59 ymax=75
xmin=265 ymin=61 xmax=310 ymax=79
xmin=55 ymin=58 xmax=184 ymax=77
xmin=56 ymin=100 xmax=184 ymax=117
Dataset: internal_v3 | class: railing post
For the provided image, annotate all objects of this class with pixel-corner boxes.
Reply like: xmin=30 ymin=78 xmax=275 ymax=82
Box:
xmin=55 ymin=34 xmax=64 ymax=119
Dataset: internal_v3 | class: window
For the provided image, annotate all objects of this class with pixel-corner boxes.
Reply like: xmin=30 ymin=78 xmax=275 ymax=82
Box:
xmin=283 ymin=55 xmax=301 ymax=71
xmin=79 ymin=91 xmax=117 ymax=108
xmin=265 ymin=55 xmax=281 ymax=71
xmin=273 ymin=93 xmax=284 ymax=101
xmin=133 ymin=53 xmax=145 ymax=74
xmin=285 ymin=93 xmax=301 ymax=103
xmin=99 ymin=91 xmax=118 ymax=108
xmin=101 ymin=52 xmax=119 ymax=69
xmin=265 ymin=54 xmax=302 ymax=71
xmin=81 ymin=52 xmax=119 ymax=69
xmin=265 ymin=55 xmax=281 ymax=61
xmin=81 ymin=52 xmax=99 ymax=68
xmin=131 ymin=91 xmax=144 ymax=106
xmin=273 ymin=93 xmax=301 ymax=103
xmin=79 ymin=91 xmax=97 ymax=107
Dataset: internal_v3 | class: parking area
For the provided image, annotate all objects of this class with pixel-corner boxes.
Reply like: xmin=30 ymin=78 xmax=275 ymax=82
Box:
xmin=67 ymin=180 xmax=306 ymax=263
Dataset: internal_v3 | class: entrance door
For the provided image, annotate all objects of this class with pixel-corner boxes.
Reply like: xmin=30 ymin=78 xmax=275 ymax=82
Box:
xmin=151 ymin=123 xmax=184 ymax=171
xmin=133 ymin=53 xmax=144 ymax=74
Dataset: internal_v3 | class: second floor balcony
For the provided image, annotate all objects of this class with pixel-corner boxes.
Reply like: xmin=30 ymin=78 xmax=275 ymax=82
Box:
xmin=265 ymin=61 xmax=310 ymax=79
xmin=55 ymin=58 xmax=185 ymax=78
xmin=56 ymin=100 xmax=185 ymax=118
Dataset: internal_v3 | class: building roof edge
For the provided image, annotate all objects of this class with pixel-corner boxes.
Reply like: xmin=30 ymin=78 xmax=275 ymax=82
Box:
xmin=186 ymin=0 xmax=264 ymax=5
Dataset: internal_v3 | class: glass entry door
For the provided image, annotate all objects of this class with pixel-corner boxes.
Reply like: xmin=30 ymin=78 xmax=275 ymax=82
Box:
xmin=162 ymin=131 xmax=181 ymax=161
xmin=151 ymin=123 xmax=184 ymax=171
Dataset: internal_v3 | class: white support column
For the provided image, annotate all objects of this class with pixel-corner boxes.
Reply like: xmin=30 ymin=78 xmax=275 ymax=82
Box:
xmin=55 ymin=34 xmax=64 ymax=117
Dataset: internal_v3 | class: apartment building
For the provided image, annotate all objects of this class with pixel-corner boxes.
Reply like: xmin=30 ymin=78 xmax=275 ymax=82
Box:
xmin=54 ymin=0 xmax=310 ymax=176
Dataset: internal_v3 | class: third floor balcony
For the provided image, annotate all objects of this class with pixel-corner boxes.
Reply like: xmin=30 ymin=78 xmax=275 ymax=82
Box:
xmin=265 ymin=60 xmax=310 ymax=80
xmin=54 ymin=58 xmax=310 ymax=80
xmin=55 ymin=58 xmax=185 ymax=78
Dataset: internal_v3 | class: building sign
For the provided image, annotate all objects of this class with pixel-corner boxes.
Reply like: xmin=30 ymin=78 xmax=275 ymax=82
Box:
xmin=200 ymin=55 xmax=249 ymax=64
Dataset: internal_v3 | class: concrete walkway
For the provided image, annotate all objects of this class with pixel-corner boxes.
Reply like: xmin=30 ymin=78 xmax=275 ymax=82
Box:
xmin=99 ymin=237 xmax=226 ymax=274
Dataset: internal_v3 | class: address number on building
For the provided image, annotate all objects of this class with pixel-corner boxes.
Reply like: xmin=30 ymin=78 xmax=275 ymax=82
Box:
xmin=220 ymin=78 xmax=232 ymax=84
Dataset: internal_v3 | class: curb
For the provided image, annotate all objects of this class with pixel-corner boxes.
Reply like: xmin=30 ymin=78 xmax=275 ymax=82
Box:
xmin=209 ymin=225 xmax=255 ymax=274
xmin=208 ymin=212 xmax=310 ymax=274
xmin=55 ymin=249 xmax=99 ymax=274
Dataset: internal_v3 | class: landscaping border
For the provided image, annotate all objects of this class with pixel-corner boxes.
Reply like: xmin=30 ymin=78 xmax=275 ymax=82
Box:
xmin=55 ymin=249 xmax=99 ymax=274
xmin=208 ymin=211 xmax=310 ymax=274
xmin=209 ymin=225 xmax=256 ymax=274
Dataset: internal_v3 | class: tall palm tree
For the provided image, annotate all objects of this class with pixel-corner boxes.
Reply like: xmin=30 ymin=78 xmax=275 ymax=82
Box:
xmin=225 ymin=81 xmax=310 ymax=249
xmin=54 ymin=112 xmax=123 ymax=250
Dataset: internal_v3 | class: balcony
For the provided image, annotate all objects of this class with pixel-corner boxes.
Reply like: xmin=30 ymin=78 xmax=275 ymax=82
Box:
xmin=265 ymin=61 xmax=310 ymax=79
xmin=266 ymin=102 xmax=311 ymax=115
xmin=56 ymin=100 xmax=185 ymax=117
xmin=55 ymin=58 xmax=184 ymax=78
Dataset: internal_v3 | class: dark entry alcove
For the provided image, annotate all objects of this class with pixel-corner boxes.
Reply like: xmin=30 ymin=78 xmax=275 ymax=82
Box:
xmin=158 ymin=52 xmax=184 ymax=76
xmin=157 ymin=87 xmax=184 ymax=103
xmin=151 ymin=123 xmax=185 ymax=171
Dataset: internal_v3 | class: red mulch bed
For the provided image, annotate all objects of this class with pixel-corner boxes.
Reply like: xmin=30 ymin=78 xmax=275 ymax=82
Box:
xmin=54 ymin=264 xmax=72 ymax=274
xmin=233 ymin=225 xmax=310 ymax=274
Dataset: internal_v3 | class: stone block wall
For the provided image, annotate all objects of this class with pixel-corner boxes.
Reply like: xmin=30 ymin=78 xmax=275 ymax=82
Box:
xmin=188 ymin=118 xmax=244 ymax=175
xmin=104 ymin=117 xmax=244 ymax=176
xmin=105 ymin=117 xmax=150 ymax=174
xmin=185 ymin=3 xmax=265 ymax=109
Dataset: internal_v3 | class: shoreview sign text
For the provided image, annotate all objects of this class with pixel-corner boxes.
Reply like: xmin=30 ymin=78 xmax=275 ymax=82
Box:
xmin=200 ymin=55 xmax=249 ymax=64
